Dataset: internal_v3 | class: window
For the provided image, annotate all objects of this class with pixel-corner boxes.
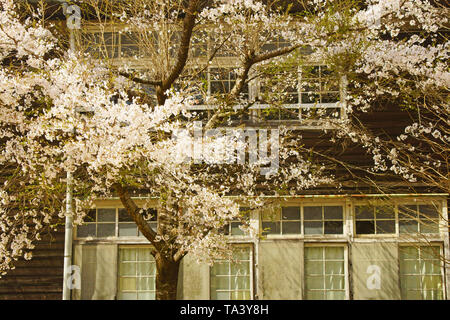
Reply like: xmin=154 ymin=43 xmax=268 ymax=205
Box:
xmin=399 ymin=246 xmax=443 ymax=300
xmin=76 ymin=207 xmax=157 ymax=239
xmin=355 ymin=205 xmax=395 ymax=235
xmin=210 ymin=247 xmax=252 ymax=300
xmin=399 ymin=204 xmax=440 ymax=234
xmin=222 ymin=207 xmax=250 ymax=236
xmin=304 ymin=246 xmax=347 ymax=300
xmin=304 ymin=206 xmax=344 ymax=235
xmin=261 ymin=206 xmax=301 ymax=235
xmin=118 ymin=247 xmax=156 ymax=300
xmin=261 ymin=205 xmax=344 ymax=236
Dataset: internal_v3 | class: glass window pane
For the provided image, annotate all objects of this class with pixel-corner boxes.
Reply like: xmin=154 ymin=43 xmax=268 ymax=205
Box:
xmin=355 ymin=206 xmax=373 ymax=219
xmin=282 ymin=221 xmax=301 ymax=234
xmin=118 ymin=292 xmax=137 ymax=300
xmin=85 ymin=209 xmax=96 ymax=223
xmin=97 ymin=223 xmax=115 ymax=237
xmin=120 ymin=248 xmax=137 ymax=261
xmin=77 ymin=224 xmax=96 ymax=237
xmin=119 ymin=223 xmax=138 ymax=237
xmin=137 ymin=277 xmax=155 ymax=291
xmin=211 ymin=262 xmax=229 ymax=276
xmin=326 ymin=290 xmax=345 ymax=300
xmin=399 ymin=220 xmax=418 ymax=234
xmin=420 ymin=221 xmax=439 ymax=234
xmin=324 ymin=221 xmax=343 ymax=234
xmin=97 ymin=208 xmax=116 ymax=222
xmin=138 ymin=249 xmax=153 ymax=262
xmin=376 ymin=206 xmax=395 ymax=219
xmin=119 ymin=263 xmax=136 ymax=276
xmin=119 ymin=277 xmax=136 ymax=291
xmin=399 ymin=247 xmax=419 ymax=260
xmin=306 ymin=276 xmax=324 ymax=289
xmin=305 ymin=261 xmax=323 ymax=275
xmin=231 ymin=222 xmax=245 ymax=236
xmin=305 ymin=291 xmax=324 ymax=300
xmin=118 ymin=208 xmax=133 ymax=222
xmin=305 ymin=247 xmax=323 ymax=260
xmin=325 ymin=275 xmax=344 ymax=289
xmin=281 ymin=207 xmax=300 ymax=220
xmin=262 ymin=221 xmax=280 ymax=235
xmin=418 ymin=205 xmax=439 ymax=219
xmin=356 ymin=221 xmax=374 ymax=234
xmin=304 ymin=221 xmax=323 ymax=235
xmin=325 ymin=247 xmax=344 ymax=260
xmin=231 ymin=262 xmax=249 ymax=276
xmin=211 ymin=276 xmax=229 ymax=290
xmin=212 ymin=291 xmax=230 ymax=300
xmin=304 ymin=206 xmax=322 ymax=220
xmin=231 ymin=276 xmax=250 ymax=290
xmin=137 ymin=292 xmax=155 ymax=300
xmin=401 ymin=260 xmax=419 ymax=274
xmin=324 ymin=206 xmax=343 ymax=220
xmin=325 ymin=261 xmax=344 ymax=275
xmin=399 ymin=205 xmax=417 ymax=219
xmin=376 ymin=220 xmax=395 ymax=234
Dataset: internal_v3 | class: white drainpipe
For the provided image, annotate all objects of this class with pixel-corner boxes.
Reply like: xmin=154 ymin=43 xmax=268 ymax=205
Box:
xmin=62 ymin=24 xmax=76 ymax=300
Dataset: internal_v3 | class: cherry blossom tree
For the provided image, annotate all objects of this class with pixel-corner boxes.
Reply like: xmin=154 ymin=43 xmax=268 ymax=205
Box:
xmin=0 ymin=0 xmax=448 ymax=299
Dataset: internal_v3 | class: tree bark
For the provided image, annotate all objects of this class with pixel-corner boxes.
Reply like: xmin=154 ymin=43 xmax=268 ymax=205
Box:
xmin=155 ymin=254 xmax=180 ymax=300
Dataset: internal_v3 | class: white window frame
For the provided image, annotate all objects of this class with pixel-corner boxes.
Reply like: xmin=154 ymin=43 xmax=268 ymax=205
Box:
xmin=209 ymin=244 xmax=254 ymax=300
xmin=303 ymin=243 xmax=350 ymax=300
xmin=398 ymin=243 xmax=446 ymax=300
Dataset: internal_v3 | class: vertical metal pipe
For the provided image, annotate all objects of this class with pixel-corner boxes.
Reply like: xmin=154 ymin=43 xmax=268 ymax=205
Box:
xmin=62 ymin=170 xmax=73 ymax=300
xmin=62 ymin=25 xmax=76 ymax=301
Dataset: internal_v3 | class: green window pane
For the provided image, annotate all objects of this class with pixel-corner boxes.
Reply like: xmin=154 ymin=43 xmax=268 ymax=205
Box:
xmin=402 ymin=275 xmax=420 ymax=289
xmin=305 ymin=291 xmax=325 ymax=300
xmin=211 ymin=262 xmax=229 ymax=276
xmin=119 ymin=263 xmax=136 ymax=276
xmin=137 ymin=292 xmax=155 ymax=300
xmin=212 ymin=291 xmax=230 ymax=300
xmin=305 ymin=247 xmax=323 ymax=260
xmin=231 ymin=291 xmax=251 ymax=300
xmin=118 ymin=292 xmax=137 ymax=300
xmin=401 ymin=260 xmax=419 ymax=274
xmin=231 ymin=222 xmax=245 ymax=236
xmin=231 ymin=262 xmax=249 ymax=276
xmin=326 ymin=291 xmax=345 ymax=300
xmin=119 ymin=277 xmax=136 ymax=291
xmin=325 ymin=275 xmax=345 ymax=290
xmin=325 ymin=261 xmax=344 ymax=275
xmin=137 ymin=277 xmax=155 ymax=291
xmin=211 ymin=276 xmax=229 ymax=291
xmin=418 ymin=205 xmax=439 ymax=219
xmin=120 ymin=248 xmax=137 ymax=261
xmin=231 ymin=276 xmax=250 ymax=290
xmin=305 ymin=260 xmax=323 ymax=275
xmin=420 ymin=222 xmax=439 ymax=234
xmin=399 ymin=247 xmax=419 ymax=260
xmin=325 ymin=247 xmax=344 ymax=260
xmin=138 ymin=248 xmax=153 ymax=262
xmin=420 ymin=260 xmax=441 ymax=274
xmin=306 ymin=276 xmax=324 ymax=290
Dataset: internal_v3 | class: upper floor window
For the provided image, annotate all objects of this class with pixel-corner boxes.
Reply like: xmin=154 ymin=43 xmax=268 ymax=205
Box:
xmin=76 ymin=207 xmax=157 ymax=239
xmin=261 ymin=205 xmax=345 ymax=236
xmin=398 ymin=204 xmax=440 ymax=234
xmin=355 ymin=205 xmax=396 ymax=235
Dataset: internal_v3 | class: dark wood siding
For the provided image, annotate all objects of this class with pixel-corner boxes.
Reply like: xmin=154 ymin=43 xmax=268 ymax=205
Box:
xmin=0 ymin=227 xmax=64 ymax=300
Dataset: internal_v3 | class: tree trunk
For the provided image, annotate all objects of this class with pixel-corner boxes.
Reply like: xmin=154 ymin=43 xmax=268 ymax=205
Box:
xmin=155 ymin=255 xmax=180 ymax=300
